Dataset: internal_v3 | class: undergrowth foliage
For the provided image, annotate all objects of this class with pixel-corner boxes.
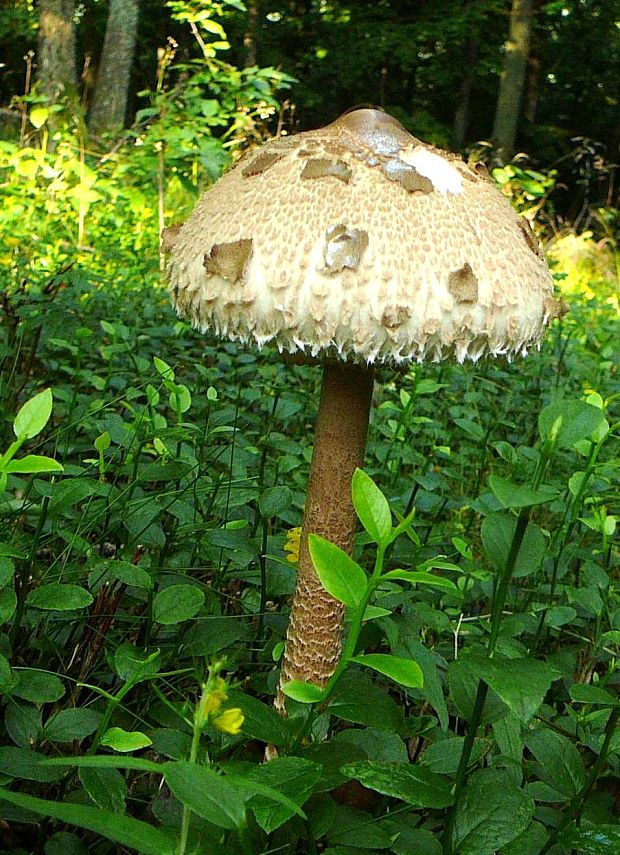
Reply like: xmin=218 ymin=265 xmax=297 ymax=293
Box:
xmin=0 ymin=263 xmax=618 ymax=853
xmin=0 ymin=10 xmax=619 ymax=851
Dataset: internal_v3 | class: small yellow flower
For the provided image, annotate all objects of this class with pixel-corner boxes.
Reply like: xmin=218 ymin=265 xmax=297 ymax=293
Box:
xmin=196 ymin=677 xmax=228 ymax=725
xmin=284 ymin=527 xmax=302 ymax=564
xmin=213 ymin=707 xmax=244 ymax=735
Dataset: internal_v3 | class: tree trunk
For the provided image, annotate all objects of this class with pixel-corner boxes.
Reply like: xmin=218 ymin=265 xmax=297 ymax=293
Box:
xmin=37 ymin=0 xmax=77 ymax=103
xmin=88 ymin=0 xmax=140 ymax=136
xmin=453 ymin=39 xmax=479 ymax=149
xmin=491 ymin=0 xmax=536 ymax=162
xmin=243 ymin=1 xmax=259 ymax=68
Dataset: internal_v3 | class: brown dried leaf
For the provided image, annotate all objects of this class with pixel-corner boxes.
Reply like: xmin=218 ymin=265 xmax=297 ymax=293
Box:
xmin=204 ymin=239 xmax=253 ymax=283
xmin=448 ymin=263 xmax=479 ymax=303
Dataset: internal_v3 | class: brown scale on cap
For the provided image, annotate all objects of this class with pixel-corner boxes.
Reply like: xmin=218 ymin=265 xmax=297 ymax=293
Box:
xmin=382 ymin=159 xmax=434 ymax=193
xmin=203 ymin=239 xmax=253 ymax=284
xmin=323 ymin=225 xmax=368 ymax=273
xmin=448 ymin=263 xmax=479 ymax=304
xmin=301 ymin=158 xmax=352 ymax=183
xmin=241 ymin=151 xmax=284 ymax=177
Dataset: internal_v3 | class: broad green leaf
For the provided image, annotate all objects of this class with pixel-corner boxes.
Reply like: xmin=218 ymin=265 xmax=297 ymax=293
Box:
xmin=13 ymin=388 xmax=53 ymax=439
xmin=0 ymin=787 xmax=174 ymax=855
xmin=153 ymin=356 xmax=174 ymax=380
xmin=489 ymin=475 xmax=557 ymax=509
xmin=79 ymin=766 xmax=126 ymax=812
xmin=328 ymin=804 xmax=393 ymax=849
xmin=452 ymin=769 xmax=534 ymax=855
xmin=106 ymin=560 xmax=153 ymax=590
xmin=569 ymin=684 xmax=619 ymax=705
xmin=382 ymin=569 xmax=457 ymax=590
xmin=526 ymin=728 xmax=586 ymax=796
xmin=44 ymin=831 xmax=88 ymax=855
xmin=342 ymin=760 xmax=453 ymax=809
xmin=448 ymin=659 xmax=509 ymax=724
xmin=163 ymin=761 xmax=247 ymax=829
xmin=329 ymin=672 xmax=404 ymax=731
xmin=5 ymin=702 xmax=42 ymax=748
xmin=94 ymin=431 xmax=111 ymax=453
xmin=13 ymin=670 xmax=65 ymax=703
xmin=559 ymin=824 xmax=620 ymax=853
xmin=352 ymin=469 xmax=392 ymax=545
xmin=362 ymin=604 xmax=392 ymax=620
xmin=0 ymin=747 xmax=65 ymax=782
xmin=280 ymin=680 xmax=324 ymax=703
xmin=5 ymin=455 xmax=63 ymax=474
xmin=244 ymin=757 xmax=321 ymax=833
xmin=258 ymin=485 xmax=292 ymax=517
xmin=351 ymin=654 xmax=423 ymax=689
xmin=465 ymin=654 xmax=560 ymax=722
xmin=309 ymin=534 xmax=366 ymax=608
xmin=45 ymin=708 xmax=101 ymax=742
xmin=113 ymin=645 xmax=160 ymax=683
xmin=152 ymin=584 xmax=204 ymax=624
xmin=539 ymin=400 xmax=606 ymax=448
xmin=481 ymin=514 xmax=546 ymax=578
xmin=0 ymin=587 xmax=17 ymax=623
xmin=226 ymin=690 xmax=291 ymax=746
xmin=0 ymin=556 xmax=14 ymax=587
xmin=101 ymin=727 xmax=152 ymax=752
xmin=30 ymin=106 xmax=50 ymax=128
xmin=27 ymin=584 xmax=93 ymax=611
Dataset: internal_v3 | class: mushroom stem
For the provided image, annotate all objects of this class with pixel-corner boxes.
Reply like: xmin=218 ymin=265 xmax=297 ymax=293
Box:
xmin=278 ymin=361 xmax=375 ymax=706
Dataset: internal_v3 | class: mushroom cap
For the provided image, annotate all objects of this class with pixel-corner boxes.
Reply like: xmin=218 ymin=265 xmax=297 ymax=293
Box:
xmin=167 ymin=108 xmax=559 ymax=364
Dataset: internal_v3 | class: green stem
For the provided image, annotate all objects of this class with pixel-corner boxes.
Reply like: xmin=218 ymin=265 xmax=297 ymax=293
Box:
xmin=177 ymin=718 xmax=203 ymax=855
xmin=443 ymin=509 xmax=529 ymax=854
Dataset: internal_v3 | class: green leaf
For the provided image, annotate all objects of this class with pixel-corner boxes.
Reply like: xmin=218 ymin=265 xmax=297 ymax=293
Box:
xmin=0 ymin=587 xmax=17 ymax=623
xmin=27 ymin=584 xmax=93 ymax=611
xmin=106 ymin=560 xmax=153 ymax=590
xmin=79 ymin=766 xmax=127 ymax=812
xmin=112 ymin=645 xmax=160 ymax=683
xmin=452 ymin=769 xmax=534 ymax=855
xmin=569 ymin=684 xmax=619 ymax=705
xmin=465 ymin=654 xmax=559 ymax=722
xmin=0 ymin=557 xmax=14 ymax=588
xmin=309 ymin=534 xmax=366 ymax=608
xmin=352 ymin=469 xmax=392 ymax=545
xmin=94 ymin=431 xmax=111 ymax=453
xmin=244 ymin=757 xmax=321 ymax=833
xmin=342 ymin=760 xmax=453 ymax=809
xmin=525 ymin=728 xmax=586 ymax=796
xmin=163 ymin=761 xmax=247 ymax=829
xmin=45 ymin=708 xmax=101 ymax=743
xmin=100 ymin=727 xmax=152 ymax=752
xmin=448 ymin=659 xmax=509 ymax=724
xmin=5 ymin=455 xmax=63 ymax=474
xmin=382 ymin=569 xmax=457 ymax=590
xmin=559 ymin=824 xmax=620 ymax=853
xmin=153 ymin=356 xmax=174 ymax=381
xmin=481 ymin=514 xmax=546 ymax=578
xmin=44 ymin=831 xmax=88 ymax=855
xmin=351 ymin=654 xmax=423 ymax=689
xmin=539 ymin=400 xmax=606 ymax=448
xmin=13 ymin=670 xmax=65 ymax=703
xmin=329 ymin=672 xmax=404 ymax=731
xmin=152 ymin=584 xmax=204 ymax=624
xmin=488 ymin=475 xmax=557 ymax=509
xmin=0 ymin=787 xmax=174 ymax=855
xmin=226 ymin=691 xmax=292 ymax=746
xmin=258 ymin=486 xmax=292 ymax=517
xmin=280 ymin=680 xmax=324 ymax=703
xmin=13 ymin=388 xmax=54 ymax=439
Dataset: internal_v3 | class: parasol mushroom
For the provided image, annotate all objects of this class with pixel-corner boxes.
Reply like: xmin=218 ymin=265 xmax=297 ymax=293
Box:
xmin=164 ymin=107 xmax=561 ymax=705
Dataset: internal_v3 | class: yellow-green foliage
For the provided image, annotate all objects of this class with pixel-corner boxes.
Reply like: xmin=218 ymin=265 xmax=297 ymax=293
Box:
xmin=548 ymin=231 xmax=619 ymax=311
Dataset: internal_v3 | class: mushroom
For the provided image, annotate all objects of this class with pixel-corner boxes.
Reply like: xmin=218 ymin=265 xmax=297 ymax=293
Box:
xmin=164 ymin=107 xmax=560 ymax=703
